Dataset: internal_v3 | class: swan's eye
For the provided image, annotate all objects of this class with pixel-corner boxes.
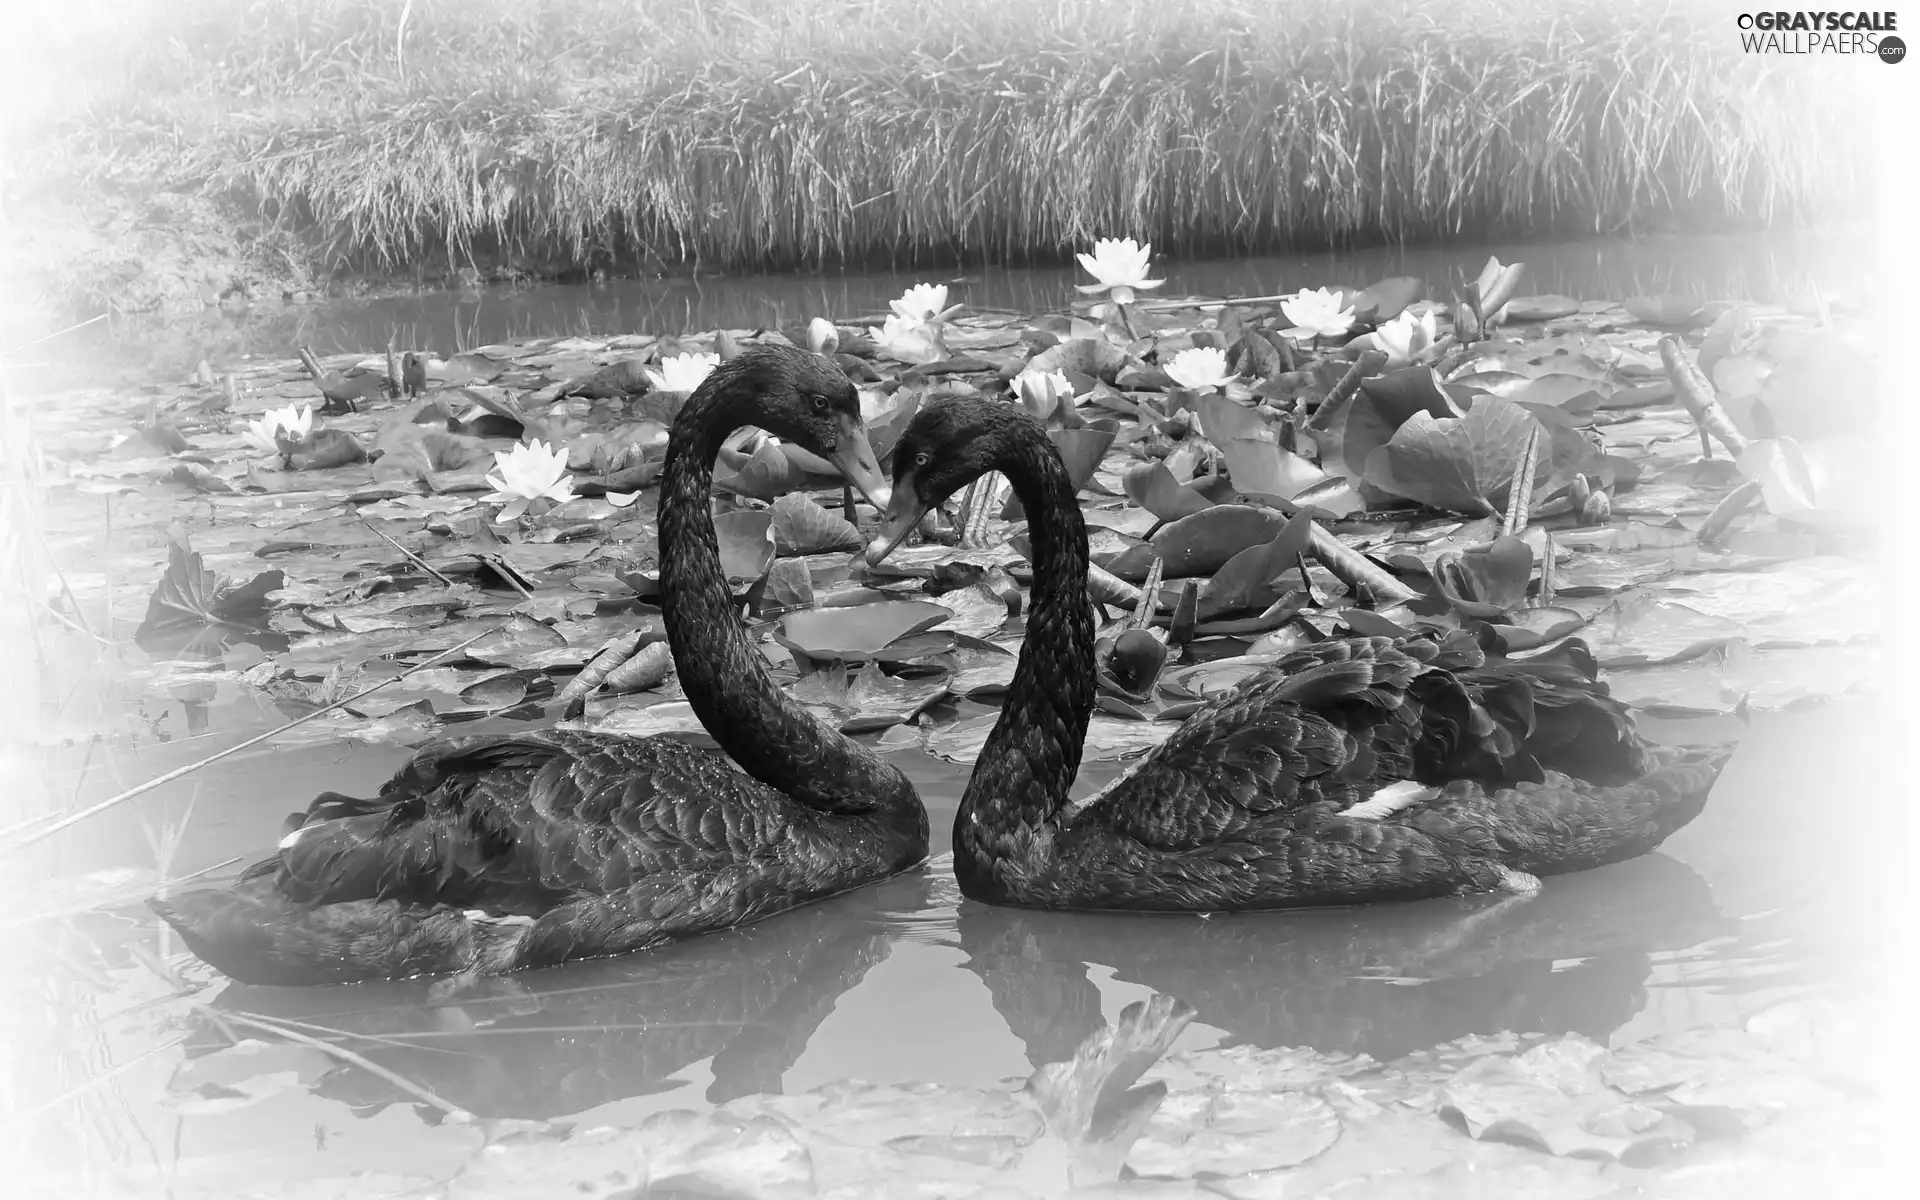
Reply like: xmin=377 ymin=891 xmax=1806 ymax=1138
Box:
xmin=914 ymin=452 xmax=931 ymax=468
xmin=810 ymin=394 xmax=828 ymax=412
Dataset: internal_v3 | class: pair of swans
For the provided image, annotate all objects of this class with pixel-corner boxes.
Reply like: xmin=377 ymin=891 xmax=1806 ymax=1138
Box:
xmin=154 ymin=346 xmax=1733 ymax=986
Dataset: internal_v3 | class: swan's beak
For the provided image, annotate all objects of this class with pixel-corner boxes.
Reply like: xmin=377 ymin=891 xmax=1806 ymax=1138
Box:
xmin=828 ymin=411 xmax=891 ymax=510
xmin=864 ymin=480 xmax=927 ymax=567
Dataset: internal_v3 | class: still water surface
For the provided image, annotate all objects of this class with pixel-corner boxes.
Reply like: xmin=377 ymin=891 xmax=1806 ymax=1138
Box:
xmin=20 ymin=689 xmax=1877 ymax=1187
xmin=15 ymin=225 xmax=1883 ymax=1188
xmin=85 ymin=227 xmax=1869 ymax=375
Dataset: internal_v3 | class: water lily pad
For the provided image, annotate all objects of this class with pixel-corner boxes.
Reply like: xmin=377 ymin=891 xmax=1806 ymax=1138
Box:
xmin=465 ymin=614 xmax=568 ymax=663
xmin=1356 ymin=366 xmax=1458 ymax=424
xmin=1512 ymin=402 xmax=1607 ymax=495
xmin=1314 ymin=368 xmax=1455 ymax=483
xmin=714 ymin=509 xmax=777 ymax=584
xmin=770 ymin=492 xmax=862 ymax=554
xmin=1108 ymin=505 xmax=1289 ymax=582
xmin=1552 ymin=552 xmax=1676 ymax=598
xmin=1130 ymin=1090 xmax=1342 ymax=1179
xmin=1440 ymin=1038 xmax=1695 ymax=1160
xmin=1219 ymin=437 xmax=1327 ymax=502
xmin=1051 ymin=426 xmax=1117 ymax=494
xmin=1162 ymin=657 xmax=1271 ymax=701
xmin=1347 ymin=276 xmax=1422 ymax=324
xmin=1502 ymin=374 xmax=1607 ymax=414
xmin=1025 ymin=337 xmax=1129 ymax=383
xmin=136 ymin=534 xmax=284 ymax=637
xmin=951 ymin=657 xmax=1019 ymax=698
xmin=1431 ymin=535 xmax=1533 ymax=617
xmin=1204 ymin=511 xmax=1315 ymax=617
xmin=1587 ymin=596 xmax=1742 ymax=667
xmin=1445 ymin=368 xmax=1532 ymax=397
xmin=714 ymin=440 xmax=807 ymax=501
xmin=1488 ymin=606 xmax=1587 ymax=653
xmin=1622 ymin=295 xmax=1710 ymax=328
xmin=441 ymin=352 xmax=507 ymax=385
xmin=791 ymin=662 xmax=951 ymax=732
xmin=1337 ymin=608 xmax=1417 ymax=638
xmin=775 ymin=600 xmax=952 ymax=662
xmin=1123 ymin=462 xmax=1215 ymax=521
xmin=765 ymin=557 xmax=815 ymax=607
xmin=459 ymin=670 xmax=533 ymax=708
xmin=1504 ymin=295 xmax=1580 ymax=322
xmin=936 ymin=583 xmax=1015 ymax=640
xmin=564 ymin=698 xmax=712 ymax=742
xmin=336 ymin=697 xmax=442 ymax=744
xmin=1366 ymin=396 xmax=1540 ymax=516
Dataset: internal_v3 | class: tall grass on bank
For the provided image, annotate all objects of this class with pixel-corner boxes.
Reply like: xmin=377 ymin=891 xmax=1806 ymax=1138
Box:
xmin=7 ymin=0 xmax=1873 ymax=276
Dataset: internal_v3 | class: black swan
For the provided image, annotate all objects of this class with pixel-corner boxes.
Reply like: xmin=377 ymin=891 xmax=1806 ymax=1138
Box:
xmin=151 ymin=344 xmax=930 ymax=985
xmin=864 ymin=396 xmax=1734 ymax=912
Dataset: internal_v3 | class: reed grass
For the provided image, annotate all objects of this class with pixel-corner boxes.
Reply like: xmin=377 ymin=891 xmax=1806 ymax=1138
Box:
xmin=5 ymin=0 xmax=1867 ymax=282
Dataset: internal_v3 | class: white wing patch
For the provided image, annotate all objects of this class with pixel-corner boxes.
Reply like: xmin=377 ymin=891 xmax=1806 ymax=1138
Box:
xmin=462 ymin=910 xmax=536 ymax=927
xmin=1344 ymin=780 xmax=1440 ymax=820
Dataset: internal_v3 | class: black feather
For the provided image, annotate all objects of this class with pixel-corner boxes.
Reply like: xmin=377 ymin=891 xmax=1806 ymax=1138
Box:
xmin=150 ymin=346 xmax=929 ymax=986
xmin=890 ymin=395 xmax=1739 ymax=914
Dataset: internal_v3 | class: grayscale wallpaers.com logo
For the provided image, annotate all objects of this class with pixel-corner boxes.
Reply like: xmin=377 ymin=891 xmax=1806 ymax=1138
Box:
xmin=1736 ymin=11 xmax=1904 ymax=60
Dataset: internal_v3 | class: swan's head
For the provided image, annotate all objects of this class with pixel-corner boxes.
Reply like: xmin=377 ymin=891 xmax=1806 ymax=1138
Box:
xmin=699 ymin=342 xmax=891 ymax=509
xmin=866 ymin=395 xmax=1037 ymax=565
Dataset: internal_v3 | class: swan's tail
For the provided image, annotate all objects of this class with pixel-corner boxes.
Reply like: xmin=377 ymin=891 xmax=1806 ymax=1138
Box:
xmin=147 ymin=882 xmax=532 ymax=987
xmin=1414 ymin=742 xmax=1738 ymax=879
xmin=1633 ymin=743 xmax=1737 ymax=843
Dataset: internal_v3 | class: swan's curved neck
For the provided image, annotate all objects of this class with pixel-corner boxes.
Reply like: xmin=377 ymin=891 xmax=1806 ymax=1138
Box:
xmin=656 ymin=386 xmax=912 ymax=817
xmin=958 ymin=426 xmax=1096 ymax=849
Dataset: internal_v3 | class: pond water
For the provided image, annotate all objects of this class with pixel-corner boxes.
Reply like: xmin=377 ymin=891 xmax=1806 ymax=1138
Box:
xmin=12 ymin=680 xmax=1881 ymax=1192
xmin=82 ymin=227 xmax=1869 ymax=379
xmin=8 ymin=224 xmax=1888 ymax=1193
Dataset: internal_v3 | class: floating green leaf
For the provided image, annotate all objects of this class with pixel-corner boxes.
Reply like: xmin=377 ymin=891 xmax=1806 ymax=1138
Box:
xmin=136 ymin=534 xmax=284 ymax=638
xmin=714 ymin=509 xmax=777 ymax=584
xmin=1365 ymin=395 xmax=1542 ymax=516
xmin=1123 ymin=462 xmax=1215 ymax=522
xmin=1504 ymin=294 xmax=1580 ymax=321
xmin=1107 ymin=504 xmax=1290 ymax=582
xmin=774 ymin=599 xmax=952 ymax=662
xmin=770 ymin=492 xmax=862 ymax=554
xmin=1622 ymin=295 xmax=1710 ymax=328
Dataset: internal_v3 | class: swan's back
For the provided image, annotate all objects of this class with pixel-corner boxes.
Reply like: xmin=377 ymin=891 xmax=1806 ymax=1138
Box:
xmin=151 ymin=730 xmax=924 ymax=985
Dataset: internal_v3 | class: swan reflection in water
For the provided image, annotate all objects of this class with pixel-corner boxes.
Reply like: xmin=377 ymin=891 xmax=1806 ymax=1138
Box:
xmin=194 ymin=872 xmax=933 ymax=1119
xmin=184 ymin=853 xmax=1727 ymax=1118
xmin=957 ymin=851 xmax=1733 ymax=1068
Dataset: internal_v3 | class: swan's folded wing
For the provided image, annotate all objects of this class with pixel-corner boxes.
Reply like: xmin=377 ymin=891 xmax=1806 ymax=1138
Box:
xmin=1076 ymin=654 xmax=1426 ymax=849
xmin=275 ymin=731 xmax=801 ymax=909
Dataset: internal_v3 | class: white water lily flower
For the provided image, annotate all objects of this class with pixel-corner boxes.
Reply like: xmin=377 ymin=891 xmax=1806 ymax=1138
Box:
xmin=1076 ymin=238 xmax=1164 ymax=307
xmin=1373 ymin=308 xmax=1440 ymax=366
xmin=483 ymin=439 xmax=576 ymax=521
xmin=807 ymin=317 xmax=840 ymax=356
xmin=1278 ymin=287 xmax=1357 ymax=341
xmin=1164 ymin=346 xmax=1235 ymax=392
xmin=1014 ymin=369 xmax=1076 ymax=416
xmin=644 ymin=352 xmax=721 ymax=395
xmin=890 ymin=283 xmax=950 ymax=325
xmin=867 ymin=313 xmax=945 ymax=364
xmin=243 ymin=404 xmax=313 ymax=456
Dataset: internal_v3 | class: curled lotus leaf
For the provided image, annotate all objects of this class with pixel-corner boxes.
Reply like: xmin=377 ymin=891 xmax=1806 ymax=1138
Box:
xmin=774 ymin=599 xmax=953 ymax=662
